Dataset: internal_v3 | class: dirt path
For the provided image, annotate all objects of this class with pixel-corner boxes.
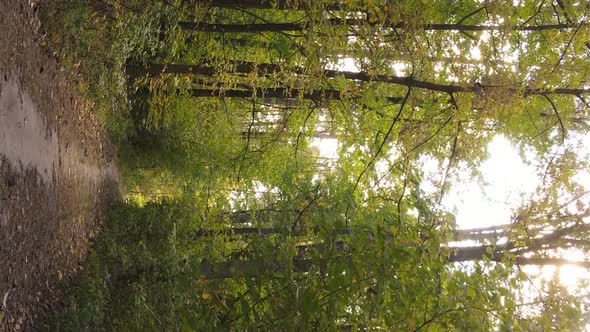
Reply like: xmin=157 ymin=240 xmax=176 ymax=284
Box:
xmin=0 ymin=1 xmax=121 ymax=330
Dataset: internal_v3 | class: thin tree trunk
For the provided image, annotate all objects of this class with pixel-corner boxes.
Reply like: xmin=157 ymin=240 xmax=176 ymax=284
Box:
xmin=196 ymin=227 xmax=288 ymax=237
xmin=196 ymin=222 xmax=587 ymax=243
xmin=221 ymin=208 xmax=303 ymax=224
xmin=181 ymin=21 xmax=304 ymax=32
xmin=199 ymin=222 xmax=589 ymax=274
xmin=240 ymin=131 xmax=337 ymax=140
xmin=128 ymin=62 xmax=590 ymax=96
xmin=192 ymin=0 xmax=345 ymax=10
xmin=193 ymin=222 xmax=590 ymax=277
xmin=199 ymin=256 xmax=315 ymax=278
xmin=180 ymin=20 xmax=578 ymax=33
xmin=188 ymin=87 xmax=406 ymax=103
xmin=198 ymin=254 xmax=590 ymax=278
xmin=194 ymin=226 xmax=354 ymax=237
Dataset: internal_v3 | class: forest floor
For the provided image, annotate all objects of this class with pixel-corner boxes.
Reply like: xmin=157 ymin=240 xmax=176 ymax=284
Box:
xmin=0 ymin=1 xmax=121 ymax=330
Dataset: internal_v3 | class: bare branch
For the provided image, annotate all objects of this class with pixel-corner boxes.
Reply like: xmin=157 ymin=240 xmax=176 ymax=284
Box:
xmin=541 ymin=94 xmax=567 ymax=143
xmin=352 ymin=88 xmax=412 ymax=194
xmin=550 ymin=20 xmax=585 ymax=74
xmin=456 ymin=6 xmax=486 ymax=25
xmin=522 ymin=0 xmax=546 ymax=26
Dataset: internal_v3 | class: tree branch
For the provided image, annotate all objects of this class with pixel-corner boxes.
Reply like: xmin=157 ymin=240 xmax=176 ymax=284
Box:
xmin=541 ymin=94 xmax=567 ymax=143
xmin=352 ymin=88 xmax=412 ymax=194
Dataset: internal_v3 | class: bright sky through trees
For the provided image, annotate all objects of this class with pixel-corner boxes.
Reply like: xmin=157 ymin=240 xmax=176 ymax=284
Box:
xmin=314 ymin=40 xmax=590 ymax=323
xmin=297 ymin=7 xmax=590 ymax=318
xmin=312 ymin=127 xmax=590 ymax=328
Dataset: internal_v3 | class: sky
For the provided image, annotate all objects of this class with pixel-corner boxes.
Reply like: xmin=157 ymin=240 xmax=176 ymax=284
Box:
xmin=431 ymin=135 xmax=539 ymax=229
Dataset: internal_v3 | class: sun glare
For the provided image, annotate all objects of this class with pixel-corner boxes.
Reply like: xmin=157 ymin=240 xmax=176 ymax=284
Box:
xmin=442 ymin=135 xmax=538 ymax=229
xmin=312 ymin=137 xmax=339 ymax=159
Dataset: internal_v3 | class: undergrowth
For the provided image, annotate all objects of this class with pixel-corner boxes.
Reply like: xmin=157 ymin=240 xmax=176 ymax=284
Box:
xmin=37 ymin=2 xmax=213 ymax=330
xmin=37 ymin=2 xmax=293 ymax=330
xmin=39 ymin=0 xmax=192 ymax=193
xmin=48 ymin=200 xmax=203 ymax=331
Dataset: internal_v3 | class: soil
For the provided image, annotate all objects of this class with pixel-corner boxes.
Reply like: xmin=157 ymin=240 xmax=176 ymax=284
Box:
xmin=0 ymin=1 xmax=121 ymax=330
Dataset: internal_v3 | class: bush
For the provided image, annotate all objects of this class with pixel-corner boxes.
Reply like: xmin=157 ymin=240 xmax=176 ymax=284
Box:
xmin=50 ymin=199 xmax=200 ymax=331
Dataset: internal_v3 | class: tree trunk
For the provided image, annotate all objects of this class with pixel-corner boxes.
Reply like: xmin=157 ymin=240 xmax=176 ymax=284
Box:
xmin=128 ymin=62 xmax=590 ymax=96
xmin=240 ymin=131 xmax=337 ymax=140
xmin=188 ymin=87 xmax=406 ymax=103
xmin=221 ymin=208 xmax=297 ymax=224
xmin=180 ymin=20 xmax=578 ymax=33
xmin=194 ymin=222 xmax=590 ymax=278
xmin=199 ymin=256 xmax=315 ymax=278
xmin=194 ymin=226 xmax=354 ymax=237
xmin=180 ymin=21 xmax=304 ymax=33
xmin=192 ymin=0 xmax=345 ymax=10
xmin=197 ymin=254 xmax=590 ymax=278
